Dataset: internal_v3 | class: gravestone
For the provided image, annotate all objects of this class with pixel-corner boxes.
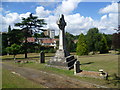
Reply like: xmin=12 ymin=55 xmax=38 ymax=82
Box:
xmin=74 ymin=61 xmax=81 ymax=75
xmin=40 ymin=51 xmax=45 ymax=63
xmin=47 ymin=14 xmax=77 ymax=70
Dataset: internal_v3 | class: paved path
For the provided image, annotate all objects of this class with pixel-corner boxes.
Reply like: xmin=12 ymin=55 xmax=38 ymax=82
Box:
xmin=2 ymin=63 xmax=108 ymax=88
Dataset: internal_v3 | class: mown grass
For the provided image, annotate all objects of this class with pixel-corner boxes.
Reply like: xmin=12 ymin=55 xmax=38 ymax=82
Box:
xmin=2 ymin=51 xmax=119 ymax=88
xmin=77 ymin=54 xmax=118 ymax=74
xmin=3 ymin=61 xmax=119 ymax=88
xmin=2 ymin=68 xmax=44 ymax=88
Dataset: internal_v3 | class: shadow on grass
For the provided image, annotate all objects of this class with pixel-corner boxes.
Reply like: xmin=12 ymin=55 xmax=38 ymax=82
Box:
xmin=80 ymin=62 xmax=94 ymax=65
xmin=45 ymin=55 xmax=55 ymax=57
xmin=2 ymin=56 xmax=40 ymax=61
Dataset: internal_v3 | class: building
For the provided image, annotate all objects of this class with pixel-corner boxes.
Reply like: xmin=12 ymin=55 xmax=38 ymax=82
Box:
xmin=26 ymin=37 xmax=58 ymax=48
xmin=38 ymin=38 xmax=58 ymax=48
xmin=23 ymin=37 xmax=36 ymax=43
xmin=49 ymin=30 xmax=55 ymax=39
xmin=27 ymin=37 xmax=35 ymax=43
xmin=43 ymin=29 xmax=55 ymax=39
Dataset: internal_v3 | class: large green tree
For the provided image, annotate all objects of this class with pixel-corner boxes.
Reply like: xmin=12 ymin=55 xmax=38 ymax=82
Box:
xmin=112 ymin=25 xmax=120 ymax=53
xmin=76 ymin=33 xmax=88 ymax=56
xmin=65 ymin=32 xmax=76 ymax=52
xmin=104 ymin=34 xmax=112 ymax=50
xmin=86 ymin=28 xmax=101 ymax=54
xmin=113 ymin=33 xmax=120 ymax=50
xmin=8 ymin=29 xmax=23 ymax=46
xmin=2 ymin=33 xmax=8 ymax=55
xmin=15 ymin=13 xmax=46 ymax=58
xmin=99 ymin=35 xmax=109 ymax=54
xmin=8 ymin=25 xmax=12 ymax=33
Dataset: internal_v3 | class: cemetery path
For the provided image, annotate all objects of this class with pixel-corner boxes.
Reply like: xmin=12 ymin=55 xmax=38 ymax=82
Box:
xmin=2 ymin=63 xmax=107 ymax=88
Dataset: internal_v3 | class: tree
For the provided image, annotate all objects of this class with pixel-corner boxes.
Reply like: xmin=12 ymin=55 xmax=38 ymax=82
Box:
xmin=104 ymin=34 xmax=112 ymax=50
xmin=76 ymin=33 xmax=88 ymax=56
xmin=15 ymin=13 xmax=46 ymax=58
xmin=8 ymin=29 xmax=23 ymax=46
xmin=8 ymin=25 xmax=12 ymax=33
xmin=112 ymin=25 xmax=120 ymax=53
xmin=65 ymin=32 xmax=76 ymax=52
xmin=86 ymin=28 xmax=101 ymax=54
xmin=113 ymin=33 xmax=120 ymax=50
xmin=99 ymin=35 xmax=109 ymax=54
xmin=2 ymin=33 xmax=8 ymax=55
xmin=6 ymin=44 xmax=21 ymax=60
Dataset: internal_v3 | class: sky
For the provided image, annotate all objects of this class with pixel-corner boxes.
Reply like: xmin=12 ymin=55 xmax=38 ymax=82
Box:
xmin=0 ymin=0 xmax=119 ymax=35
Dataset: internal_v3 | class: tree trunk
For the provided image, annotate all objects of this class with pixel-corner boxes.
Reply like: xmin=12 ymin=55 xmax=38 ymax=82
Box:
xmin=25 ymin=36 xmax=27 ymax=58
xmin=92 ymin=51 xmax=95 ymax=55
xmin=14 ymin=55 xmax=16 ymax=60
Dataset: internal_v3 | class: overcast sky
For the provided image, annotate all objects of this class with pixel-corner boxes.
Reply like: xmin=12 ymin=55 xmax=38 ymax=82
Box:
xmin=1 ymin=0 xmax=119 ymax=35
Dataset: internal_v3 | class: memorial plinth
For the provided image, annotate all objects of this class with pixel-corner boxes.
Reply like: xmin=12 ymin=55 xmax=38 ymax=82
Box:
xmin=47 ymin=14 xmax=77 ymax=70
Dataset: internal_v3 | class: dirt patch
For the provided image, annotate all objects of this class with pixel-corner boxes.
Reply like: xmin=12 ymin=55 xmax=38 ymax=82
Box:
xmin=76 ymin=71 xmax=101 ymax=78
xmin=2 ymin=63 xmax=107 ymax=88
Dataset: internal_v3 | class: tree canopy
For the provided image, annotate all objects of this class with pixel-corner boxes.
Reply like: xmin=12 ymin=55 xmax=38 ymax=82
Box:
xmin=15 ymin=13 xmax=47 ymax=58
xmin=99 ymin=35 xmax=109 ymax=54
xmin=65 ymin=32 xmax=76 ymax=52
xmin=6 ymin=44 xmax=21 ymax=60
xmin=76 ymin=33 xmax=88 ymax=56
xmin=86 ymin=28 xmax=102 ymax=54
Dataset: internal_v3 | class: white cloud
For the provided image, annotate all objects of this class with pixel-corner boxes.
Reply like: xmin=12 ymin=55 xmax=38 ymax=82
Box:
xmin=2 ymin=12 xmax=36 ymax=32
xmin=65 ymin=14 xmax=94 ymax=34
xmin=99 ymin=2 xmax=118 ymax=14
xmin=97 ymin=2 xmax=118 ymax=34
xmin=3 ymin=13 xmax=20 ymax=24
xmin=101 ymin=15 xmax=107 ymax=21
xmin=1 ymin=1 xmax=118 ymax=35
xmin=94 ymin=13 xmax=118 ymax=34
xmin=19 ymin=12 xmax=31 ymax=18
xmin=54 ymin=0 xmax=82 ymax=15
xmin=2 ymin=13 xmax=21 ymax=32
xmin=35 ymin=6 xmax=51 ymax=18
xmin=44 ymin=13 xmax=95 ymax=35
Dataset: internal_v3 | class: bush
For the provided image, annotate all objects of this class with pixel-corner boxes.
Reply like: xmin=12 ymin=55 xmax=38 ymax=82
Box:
xmin=48 ymin=48 xmax=56 ymax=53
xmin=6 ymin=44 xmax=21 ymax=60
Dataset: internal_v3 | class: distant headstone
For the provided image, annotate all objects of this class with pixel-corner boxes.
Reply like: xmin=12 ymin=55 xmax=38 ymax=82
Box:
xmin=40 ymin=51 xmax=45 ymax=63
xmin=74 ymin=61 xmax=81 ymax=75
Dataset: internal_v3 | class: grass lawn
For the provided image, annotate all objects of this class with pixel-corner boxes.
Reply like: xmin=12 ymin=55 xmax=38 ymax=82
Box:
xmin=2 ymin=68 xmax=44 ymax=88
xmin=2 ymin=51 xmax=119 ymax=88
xmin=77 ymin=54 xmax=118 ymax=74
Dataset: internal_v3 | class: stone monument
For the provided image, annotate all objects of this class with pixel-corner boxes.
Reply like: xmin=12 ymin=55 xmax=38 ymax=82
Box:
xmin=40 ymin=51 xmax=45 ymax=63
xmin=47 ymin=14 xmax=77 ymax=70
xmin=55 ymin=14 xmax=69 ymax=58
xmin=74 ymin=61 xmax=81 ymax=75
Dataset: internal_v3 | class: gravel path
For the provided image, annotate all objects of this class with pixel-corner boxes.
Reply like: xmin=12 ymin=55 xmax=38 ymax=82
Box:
xmin=2 ymin=63 xmax=108 ymax=88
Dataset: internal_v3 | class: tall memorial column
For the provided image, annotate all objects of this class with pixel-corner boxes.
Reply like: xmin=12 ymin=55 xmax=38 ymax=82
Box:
xmin=55 ymin=14 xmax=69 ymax=58
xmin=48 ymin=14 xmax=77 ymax=70
xmin=57 ymin=14 xmax=66 ymax=50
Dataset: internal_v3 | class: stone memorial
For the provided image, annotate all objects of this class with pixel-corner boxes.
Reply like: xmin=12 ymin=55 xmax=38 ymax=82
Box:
xmin=48 ymin=14 xmax=77 ymax=70
xmin=40 ymin=51 xmax=45 ymax=63
xmin=74 ymin=61 xmax=81 ymax=75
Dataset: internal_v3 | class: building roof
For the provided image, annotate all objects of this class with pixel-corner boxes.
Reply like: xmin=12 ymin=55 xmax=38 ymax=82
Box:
xmin=25 ymin=37 xmax=59 ymax=44
xmin=27 ymin=37 xmax=35 ymax=42
xmin=41 ymin=38 xmax=58 ymax=44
